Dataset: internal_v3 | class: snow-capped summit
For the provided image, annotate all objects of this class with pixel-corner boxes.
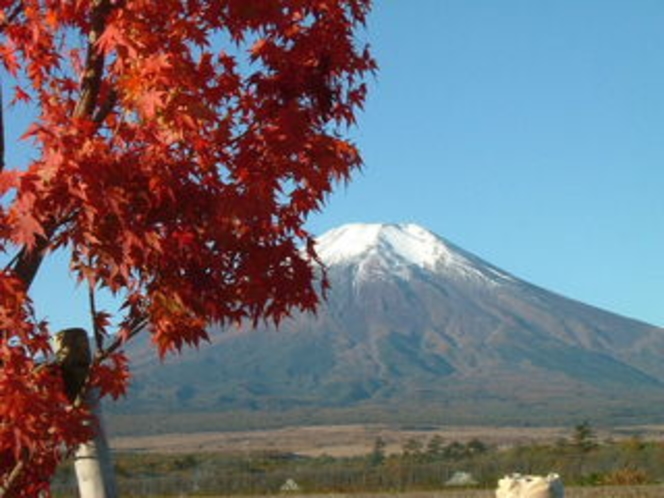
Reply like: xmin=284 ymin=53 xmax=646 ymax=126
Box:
xmin=315 ymin=223 xmax=449 ymax=268
xmin=314 ymin=222 xmax=511 ymax=283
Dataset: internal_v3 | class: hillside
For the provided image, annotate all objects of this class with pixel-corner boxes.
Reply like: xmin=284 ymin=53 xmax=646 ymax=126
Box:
xmin=113 ymin=223 xmax=664 ymax=428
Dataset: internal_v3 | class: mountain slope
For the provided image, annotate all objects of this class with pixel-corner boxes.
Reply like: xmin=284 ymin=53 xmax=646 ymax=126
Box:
xmin=120 ymin=223 xmax=664 ymax=426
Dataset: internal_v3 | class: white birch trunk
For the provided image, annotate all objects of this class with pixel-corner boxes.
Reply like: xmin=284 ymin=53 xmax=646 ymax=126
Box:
xmin=54 ymin=329 xmax=118 ymax=498
xmin=73 ymin=395 xmax=118 ymax=498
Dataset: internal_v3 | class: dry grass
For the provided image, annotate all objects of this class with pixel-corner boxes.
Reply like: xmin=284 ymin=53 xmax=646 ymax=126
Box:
xmin=213 ymin=488 xmax=664 ymax=498
xmin=111 ymin=423 xmax=664 ymax=457
xmin=565 ymin=487 xmax=664 ymax=497
xmin=450 ymin=489 xmax=664 ymax=497
xmin=111 ymin=423 xmax=572 ymax=456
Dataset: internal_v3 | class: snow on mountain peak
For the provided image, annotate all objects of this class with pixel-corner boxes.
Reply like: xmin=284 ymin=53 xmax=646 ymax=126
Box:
xmin=314 ymin=223 xmax=514 ymax=284
xmin=315 ymin=223 xmax=451 ymax=269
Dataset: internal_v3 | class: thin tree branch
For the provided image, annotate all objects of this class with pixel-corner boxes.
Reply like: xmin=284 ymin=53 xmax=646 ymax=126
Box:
xmin=88 ymin=284 xmax=104 ymax=352
xmin=73 ymin=0 xmax=113 ymax=119
xmin=12 ymin=235 xmax=50 ymax=288
xmin=93 ymin=88 xmax=117 ymax=124
xmin=98 ymin=314 xmax=147 ymax=362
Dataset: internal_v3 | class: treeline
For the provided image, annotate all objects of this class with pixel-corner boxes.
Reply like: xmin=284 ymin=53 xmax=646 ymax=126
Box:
xmin=53 ymin=423 xmax=664 ymax=496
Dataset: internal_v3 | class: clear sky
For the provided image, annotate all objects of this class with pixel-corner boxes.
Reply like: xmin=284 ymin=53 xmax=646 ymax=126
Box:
xmin=307 ymin=0 xmax=664 ymax=326
xmin=22 ymin=1 xmax=664 ymax=330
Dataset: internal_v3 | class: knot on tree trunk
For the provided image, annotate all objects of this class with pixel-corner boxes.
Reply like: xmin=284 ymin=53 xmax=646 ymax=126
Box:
xmin=54 ymin=328 xmax=91 ymax=403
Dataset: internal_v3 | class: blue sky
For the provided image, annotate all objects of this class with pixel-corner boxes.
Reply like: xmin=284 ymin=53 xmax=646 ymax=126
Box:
xmin=21 ymin=1 xmax=664 ymax=330
xmin=307 ymin=0 xmax=664 ymax=326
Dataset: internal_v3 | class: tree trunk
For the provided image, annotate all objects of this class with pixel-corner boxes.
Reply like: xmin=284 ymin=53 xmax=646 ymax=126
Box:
xmin=55 ymin=329 xmax=118 ymax=498
xmin=73 ymin=395 xmax=118 ymax=498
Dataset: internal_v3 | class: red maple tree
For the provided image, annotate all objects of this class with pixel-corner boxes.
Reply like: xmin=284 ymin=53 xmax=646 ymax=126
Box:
xmin=0 ymin=1 xmax=375 ymax=495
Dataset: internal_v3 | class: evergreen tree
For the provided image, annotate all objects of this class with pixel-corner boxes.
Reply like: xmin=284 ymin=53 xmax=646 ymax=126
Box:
xmin=368 ymin=437 xmax=386 ymax=466
xmin=572 ymin=420 xmax=598 ymax=453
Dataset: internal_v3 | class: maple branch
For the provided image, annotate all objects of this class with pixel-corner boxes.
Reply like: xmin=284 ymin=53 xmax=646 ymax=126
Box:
xmin=93 ymin=88 xmax=117 ymax=124
xmin=98 ymin=314 xmax=147 ymax=362
xmin=5 ymin=206 xmax=82 ymax=281
xmin=11 ymin=236 xmax=50 ymax=289
xmin=88 ymin=284 xmax=104 ymax=352
xmin=73 ymin=0 xmax=114 ymax=119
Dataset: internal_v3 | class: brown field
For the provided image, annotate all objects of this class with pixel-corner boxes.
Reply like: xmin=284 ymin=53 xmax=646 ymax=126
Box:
xmin=210 ymin=488 xmax=664 ymax=497
xmin=109 ymin=424 xmax=664 ymax=497
xmin=111 ymin=423 xmax=664 ymax=457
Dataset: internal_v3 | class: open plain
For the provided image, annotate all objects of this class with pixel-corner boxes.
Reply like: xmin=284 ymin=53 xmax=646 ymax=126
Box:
xmin=110 ymin=423 xmax=664 ymax=456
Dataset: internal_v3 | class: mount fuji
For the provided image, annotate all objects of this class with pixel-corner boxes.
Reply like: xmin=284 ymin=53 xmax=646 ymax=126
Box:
xmin=119 ymin=223 xmax=664 ymax=428
xmin=315 ymin=223 xmax=515 ymax=284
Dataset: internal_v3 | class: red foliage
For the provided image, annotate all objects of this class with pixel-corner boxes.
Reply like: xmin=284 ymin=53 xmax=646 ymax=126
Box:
xmin=0 ymin=0 xmax=375 ymax=494
xmin=0 ymin=275 xmax=93 ymax=495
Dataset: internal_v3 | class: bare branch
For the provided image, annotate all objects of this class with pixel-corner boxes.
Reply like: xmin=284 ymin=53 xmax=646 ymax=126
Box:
xmin=88 ymin=284 xmax=105 ymax=352
xmin=98 ymin=315 xmax=147 ymax=362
